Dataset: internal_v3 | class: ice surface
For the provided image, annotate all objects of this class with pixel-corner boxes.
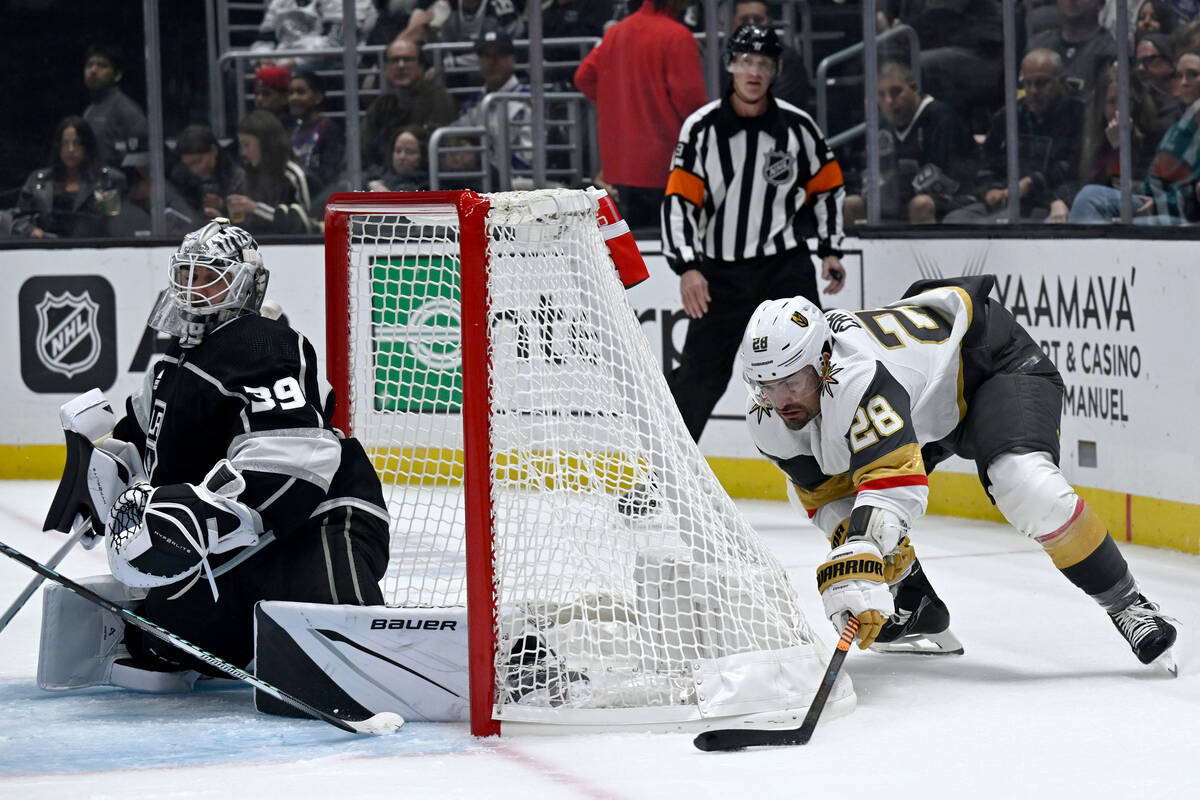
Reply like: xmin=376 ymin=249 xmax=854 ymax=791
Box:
xmin=1 ymin=480 xmax=1197 ymax=798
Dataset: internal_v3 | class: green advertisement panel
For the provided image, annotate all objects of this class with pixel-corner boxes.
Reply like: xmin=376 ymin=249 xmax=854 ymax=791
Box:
xmin=371 ymin=255 xmax=461 ymax=412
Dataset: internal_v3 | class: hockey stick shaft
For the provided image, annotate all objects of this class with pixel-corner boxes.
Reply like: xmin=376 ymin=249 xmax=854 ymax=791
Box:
xmin=0 ymin=539 xmax=400 ymax=735
xmin=0 ymin=527 xmax=85 ymax=634
xmin=693 ymin=615 xmax=860 ymax=751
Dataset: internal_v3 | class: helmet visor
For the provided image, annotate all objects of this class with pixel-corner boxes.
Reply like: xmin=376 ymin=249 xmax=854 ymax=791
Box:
xmin=728 ymin=53 xmax=776 ymax=76
xmin=755 ymin=365 xmax=822 ymax=406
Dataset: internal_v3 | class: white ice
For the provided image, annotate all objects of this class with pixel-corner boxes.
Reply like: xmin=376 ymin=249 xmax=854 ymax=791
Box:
xmin=1 ymin=479 xmax=1197 ymax=799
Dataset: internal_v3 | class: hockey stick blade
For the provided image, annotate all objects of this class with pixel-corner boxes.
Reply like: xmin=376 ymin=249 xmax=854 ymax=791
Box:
xmin=0 ymin=540 xmax=403 ymax=736
xmin=693 ymin=615 xmax=860 ymax=752
xmin=0 ymin=526 xmax=85 ymax=634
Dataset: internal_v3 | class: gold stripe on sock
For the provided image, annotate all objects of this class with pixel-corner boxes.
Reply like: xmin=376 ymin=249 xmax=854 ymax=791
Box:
xmin=1037 ymin=501 xmax=1109 ymax=570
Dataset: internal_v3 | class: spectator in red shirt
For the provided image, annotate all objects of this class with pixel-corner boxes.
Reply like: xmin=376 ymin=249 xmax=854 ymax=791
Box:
xmin=575 ymin=0 xmax=708 ymax=228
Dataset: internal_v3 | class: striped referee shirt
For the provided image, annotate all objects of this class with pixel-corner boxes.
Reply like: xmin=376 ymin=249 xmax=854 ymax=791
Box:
xmin=661 ymin=94 xmax=845 ymax=271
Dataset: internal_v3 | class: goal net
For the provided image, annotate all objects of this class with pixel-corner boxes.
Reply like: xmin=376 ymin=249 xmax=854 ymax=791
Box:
xmin=324 ymin=189 xmax=853 ymax=735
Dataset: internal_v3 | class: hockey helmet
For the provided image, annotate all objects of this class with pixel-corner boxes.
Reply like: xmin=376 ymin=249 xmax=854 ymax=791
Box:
xmin=150 ymin=218 xmax=269 ymax=346
xmin=725 ymin=24 xmax=783 ymax=66
xmin=740 ymin=295 xmax=830 ymax=408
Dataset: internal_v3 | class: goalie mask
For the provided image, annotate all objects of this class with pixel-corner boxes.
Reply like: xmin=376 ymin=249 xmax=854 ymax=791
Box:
xmin=149 ymin=217 xmax=269 ymax=347
xmin=740 ymin=296 xmax=831 ymax=428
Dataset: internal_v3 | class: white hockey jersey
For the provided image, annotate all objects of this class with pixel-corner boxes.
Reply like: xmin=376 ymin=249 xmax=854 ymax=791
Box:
xmin=748 ymin=284 xmax=982 ymax=532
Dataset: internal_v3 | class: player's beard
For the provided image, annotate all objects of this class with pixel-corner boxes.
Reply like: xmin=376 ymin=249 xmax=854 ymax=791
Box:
xmin=779 ymin=400 xmax=819 ymax=430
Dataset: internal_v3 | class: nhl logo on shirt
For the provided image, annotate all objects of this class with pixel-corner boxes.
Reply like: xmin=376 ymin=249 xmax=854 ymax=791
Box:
xmin=19 ymin=275 xmax=117 ymax=393
xmin=762 ymin=150 xmax=797 ymax=186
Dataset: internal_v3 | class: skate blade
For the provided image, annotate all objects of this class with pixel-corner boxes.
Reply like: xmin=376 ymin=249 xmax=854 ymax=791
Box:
xmin=1152 ymin=648 xmax=1179 ymax=677
xmin=870 ymin=628 xmax=964 ymax=656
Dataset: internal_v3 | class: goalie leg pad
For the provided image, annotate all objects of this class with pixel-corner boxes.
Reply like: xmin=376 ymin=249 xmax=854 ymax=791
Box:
xmin=38 ymin=575 xmax=141 ymax=690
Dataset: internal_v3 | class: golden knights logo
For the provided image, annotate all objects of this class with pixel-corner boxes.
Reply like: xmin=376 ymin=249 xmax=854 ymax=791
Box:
xmin=790 ymin=310 xmax=809 ymax=327
xmin=35 ymin=291 xmax=101 ymax=378
xmin=19 ymin=275 xmax=117 ymax=393
xmin=763 ymin=150 xmax=797 ymax=186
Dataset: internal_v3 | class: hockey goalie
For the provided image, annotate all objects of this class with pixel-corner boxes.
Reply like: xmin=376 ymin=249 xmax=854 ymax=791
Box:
xmin=39 ymin=217 xmax=391 ymax=694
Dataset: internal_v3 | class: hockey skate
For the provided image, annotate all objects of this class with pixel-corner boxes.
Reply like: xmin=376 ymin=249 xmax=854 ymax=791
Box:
xmin=870 ymin=559 xmax=964 ymax=656
xmin=617 ymin=481 xmax=660 ymax=517
xmin=1110 ymin=594 xmax=1179 ymax=675
xmin=503 ymin=633 xmax=590 ymax=706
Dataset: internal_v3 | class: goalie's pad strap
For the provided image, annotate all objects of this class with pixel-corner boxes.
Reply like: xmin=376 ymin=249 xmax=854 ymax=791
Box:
xmin=816 ymin=552 xmax=885 ymax=594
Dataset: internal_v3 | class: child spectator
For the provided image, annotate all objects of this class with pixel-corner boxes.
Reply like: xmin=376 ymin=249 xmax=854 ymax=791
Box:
xmin=226 ymin=109 xmax=315 ymax=234
xmin=253 ymin=65 xmax=294 ymax=125
xmin=288 ymin=71 xmax=344 ymax=191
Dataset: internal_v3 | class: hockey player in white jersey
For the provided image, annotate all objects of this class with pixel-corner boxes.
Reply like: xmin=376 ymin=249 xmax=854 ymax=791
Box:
xmin=741 ymin=275 xmax=1177 ymax=670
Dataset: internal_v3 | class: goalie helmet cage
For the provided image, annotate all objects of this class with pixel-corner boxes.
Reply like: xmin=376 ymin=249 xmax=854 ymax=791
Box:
xmin=323 ymin=189 xmax=854 ymax=737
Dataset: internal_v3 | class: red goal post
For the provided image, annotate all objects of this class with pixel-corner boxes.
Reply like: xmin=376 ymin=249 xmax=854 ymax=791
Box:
xmin=323 ymin=190 xmax=852 ymax=736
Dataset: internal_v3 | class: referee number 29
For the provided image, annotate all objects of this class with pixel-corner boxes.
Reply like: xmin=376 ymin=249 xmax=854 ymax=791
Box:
xmin=849 ymin=394 xmax=904 ymax=452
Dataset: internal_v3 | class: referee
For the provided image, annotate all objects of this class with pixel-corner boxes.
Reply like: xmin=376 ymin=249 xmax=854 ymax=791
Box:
xmin=661 ymin=24 xmax=846 ymax=442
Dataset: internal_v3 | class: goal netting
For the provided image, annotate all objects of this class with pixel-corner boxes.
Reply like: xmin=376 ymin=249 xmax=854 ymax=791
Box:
xmin=324 ymin=189 xmax=853 ymax=735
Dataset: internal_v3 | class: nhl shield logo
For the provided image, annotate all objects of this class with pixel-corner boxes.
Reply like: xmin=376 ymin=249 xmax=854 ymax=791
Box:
xmin=35 ymin=290 xmax=101 ymax=378
xmin=762 ymin=150 xmax=796 ymax=186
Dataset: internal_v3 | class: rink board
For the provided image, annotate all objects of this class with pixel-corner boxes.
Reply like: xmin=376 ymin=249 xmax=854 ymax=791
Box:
xmin=0 ymin=236 xmax=1195 ymax=553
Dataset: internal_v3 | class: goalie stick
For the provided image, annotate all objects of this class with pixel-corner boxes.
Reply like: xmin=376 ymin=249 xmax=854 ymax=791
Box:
xmin=0 ymin=526 xmax=86 ymax=634
xmin=0 ymin=540 xmax=404 ymax=736
xmin=693 ymin=615 xmax=860 ymax=751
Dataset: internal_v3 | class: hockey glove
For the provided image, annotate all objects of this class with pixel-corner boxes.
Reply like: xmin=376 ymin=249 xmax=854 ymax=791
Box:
xmin=817 ymin=540 xmax=896 ymax=649
xmin=43 ymin=390 xmax=146 ymax=549
xmin=105 ymin=460 xmax=262 ymax=601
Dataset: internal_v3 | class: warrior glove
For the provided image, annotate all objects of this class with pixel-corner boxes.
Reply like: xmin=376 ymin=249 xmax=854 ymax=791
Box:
xmin=817 ymin=540 xmax=896 ymax=649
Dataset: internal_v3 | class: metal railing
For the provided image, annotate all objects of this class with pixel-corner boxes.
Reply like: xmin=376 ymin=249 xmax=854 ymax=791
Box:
xmin=428 ymin=91 xmax=597 ymax=192
xmin=215 ymin=36 xmax=599 ymax=135
xmin=816 ymin=24 xmax=920 ymax=148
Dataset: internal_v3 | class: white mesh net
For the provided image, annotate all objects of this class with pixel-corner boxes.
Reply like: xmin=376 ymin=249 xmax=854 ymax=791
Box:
xmin=333 ymin=189 xmax=833 ymax=728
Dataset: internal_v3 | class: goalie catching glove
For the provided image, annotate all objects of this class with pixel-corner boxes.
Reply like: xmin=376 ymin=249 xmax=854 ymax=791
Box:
xmin=105 ymin=460 xmax=263 ymax=601
xmin=817 ymin=540 xmax=895 ymax=649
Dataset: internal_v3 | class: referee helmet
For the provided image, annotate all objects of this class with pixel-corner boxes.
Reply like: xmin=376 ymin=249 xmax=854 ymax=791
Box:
xmin=725 ymin=24 xmax=783 ymax=66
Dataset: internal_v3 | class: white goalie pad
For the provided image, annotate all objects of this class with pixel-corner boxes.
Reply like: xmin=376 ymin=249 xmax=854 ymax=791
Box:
xmin=38 ymin=575 xmax=141 ymax=690
xmin=254 ymin=601 xmax=470 ymax=722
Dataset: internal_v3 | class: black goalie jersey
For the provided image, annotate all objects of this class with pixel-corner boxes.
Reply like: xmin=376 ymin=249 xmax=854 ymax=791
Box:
xmin=113 ymin=314 xmax=388 ymax=548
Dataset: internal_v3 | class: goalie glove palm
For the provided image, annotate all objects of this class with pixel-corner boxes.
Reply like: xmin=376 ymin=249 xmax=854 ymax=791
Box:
xmin=817 ymin=540 xmax=895 ymax=649
xmin=105 ymin=460 xmax=262 ymax=600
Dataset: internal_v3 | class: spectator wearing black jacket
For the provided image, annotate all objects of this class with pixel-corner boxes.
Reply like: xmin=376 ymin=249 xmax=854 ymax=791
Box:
xmin=844 ymin=61 xmax=977 ymax=224
xmin=12 ymin=115 xmax=125 ymax=239
xmin=944 ymin=48 xmax=1087 ymax=223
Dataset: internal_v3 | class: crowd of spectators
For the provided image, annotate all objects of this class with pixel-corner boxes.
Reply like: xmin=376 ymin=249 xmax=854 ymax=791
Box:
xmin=8 ymin=0 xmax=1200 ymax=240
